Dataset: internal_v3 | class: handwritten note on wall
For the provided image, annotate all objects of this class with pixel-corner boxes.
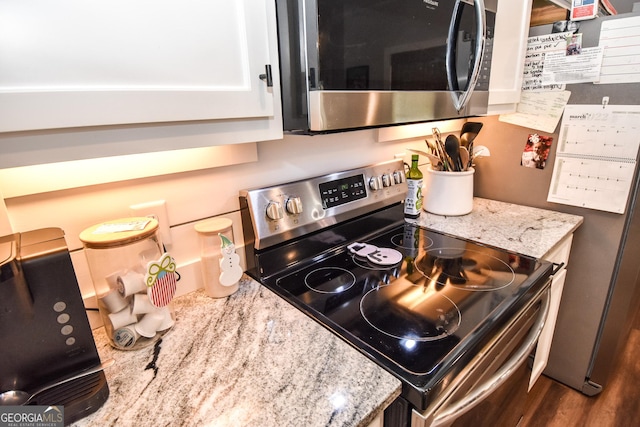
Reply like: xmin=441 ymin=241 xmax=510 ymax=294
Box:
xmin=500 ymin=32 xmax=575 ymax=132
xmin=547 ymin=104 xmax=640 ymax=214
xmin=522 ymin=32 xmax=571 ymax=91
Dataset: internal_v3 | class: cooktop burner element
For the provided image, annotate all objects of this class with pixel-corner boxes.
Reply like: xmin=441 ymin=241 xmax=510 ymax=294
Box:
xmin=389 ymin=229 xmax=434 ymax=252
xmin=305 ymin=267 xmax=356 ymax=294
xmin=415 ymin=248 xmax=516 ymax=291
xmin=360 ymin=283 xmax=461 ymax=342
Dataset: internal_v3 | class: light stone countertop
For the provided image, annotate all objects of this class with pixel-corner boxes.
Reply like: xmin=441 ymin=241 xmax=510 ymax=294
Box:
xmin=73 ymin=279 xmax=401 ymax=427
xmin=409 ymin=198 xmax=584 ymax=260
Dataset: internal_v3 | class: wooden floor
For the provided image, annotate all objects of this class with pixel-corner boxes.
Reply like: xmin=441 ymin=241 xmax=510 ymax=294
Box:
xmin=521 ymin=308 xmax=640 ymax=427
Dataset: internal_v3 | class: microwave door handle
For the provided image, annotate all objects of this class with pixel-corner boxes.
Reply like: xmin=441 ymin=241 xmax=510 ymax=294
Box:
xmin=430 ymin=288 xmax=551 ymax=427
xmin=447 ymin=0 xmax=486 ymax=113
xmin=445 ymin=0 xmax=462 ymax=97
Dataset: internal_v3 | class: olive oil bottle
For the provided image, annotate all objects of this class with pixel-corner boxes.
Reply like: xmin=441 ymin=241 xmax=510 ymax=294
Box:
xmin=404 ymin=154 xmax=423 ymax=219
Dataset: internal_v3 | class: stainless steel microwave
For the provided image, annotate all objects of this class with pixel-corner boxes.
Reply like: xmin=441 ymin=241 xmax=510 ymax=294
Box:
xmin=275 ymin=0 xmax=497 ymax=133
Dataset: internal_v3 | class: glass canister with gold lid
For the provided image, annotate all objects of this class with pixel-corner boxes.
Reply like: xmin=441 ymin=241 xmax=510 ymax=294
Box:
xmin=80 ymin=217 xmax=177 ymax=350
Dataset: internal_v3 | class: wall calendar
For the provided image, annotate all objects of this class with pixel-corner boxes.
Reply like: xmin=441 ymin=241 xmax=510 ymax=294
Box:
xmin=548 ymin=104 xmax=640 ymax=214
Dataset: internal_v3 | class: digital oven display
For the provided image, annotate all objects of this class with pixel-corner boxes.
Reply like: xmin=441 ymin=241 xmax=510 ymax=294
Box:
xmin=319 ymin=174 xmax=366 ymax=209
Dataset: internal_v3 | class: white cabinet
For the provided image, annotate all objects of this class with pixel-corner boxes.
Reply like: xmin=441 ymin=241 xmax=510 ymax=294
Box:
xmin=0 ymin=0 xmax=282 ymax=135
xmin=529 ymin=234 xmax=573 ymax=390
xmin=487 ymin=0 xmax=533 ymax=114
xmin=366 ymin=412 xmax=384 ymax=427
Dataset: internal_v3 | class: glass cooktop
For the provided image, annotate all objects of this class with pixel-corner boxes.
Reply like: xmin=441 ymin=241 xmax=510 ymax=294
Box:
xmin=268 ymin=221 xmax=540 ymax=377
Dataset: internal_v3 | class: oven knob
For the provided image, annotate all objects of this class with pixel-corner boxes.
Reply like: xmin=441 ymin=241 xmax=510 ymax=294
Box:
xmin=285 ymin=197 xmax=303 ymax=215
xmin=382 ymin=173 xmax=392 ymax=187
xmin=393 ymin=170 xmax=405 ymax=184
xmin=265 ymin=201 xmax=284 ymax=220
xmin=369 ymin=176 xmax=383 ymax=191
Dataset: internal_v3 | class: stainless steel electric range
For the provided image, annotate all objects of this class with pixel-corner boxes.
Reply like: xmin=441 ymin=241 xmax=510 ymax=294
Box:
xmin=240 ymin=160 xmax=553 ymax=427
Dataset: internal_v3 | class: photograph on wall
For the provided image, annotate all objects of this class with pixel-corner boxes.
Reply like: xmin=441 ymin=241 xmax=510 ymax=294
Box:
xmin=552 ymin=20 xmax=580 ymax=34
xmin=566 ymin=33 xmax=583 ymax=55
xmin=521 ymin=134 xmax=553 ymax=169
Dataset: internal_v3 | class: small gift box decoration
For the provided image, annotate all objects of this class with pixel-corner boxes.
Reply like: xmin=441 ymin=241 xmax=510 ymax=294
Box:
xmin=145 ymin=253 xmax=178 ymax=307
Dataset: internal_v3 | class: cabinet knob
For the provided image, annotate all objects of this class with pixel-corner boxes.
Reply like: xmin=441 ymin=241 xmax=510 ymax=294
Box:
xmin=259 ymin=65 xmax=273 ymax=87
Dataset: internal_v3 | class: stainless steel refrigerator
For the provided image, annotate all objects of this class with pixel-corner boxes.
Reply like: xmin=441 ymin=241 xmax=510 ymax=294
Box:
xmin=471 ymin=12 xmax=640 ymax=395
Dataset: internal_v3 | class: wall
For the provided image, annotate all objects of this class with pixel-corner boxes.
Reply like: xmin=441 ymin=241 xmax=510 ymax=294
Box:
xmin=1 ymin=129 xmax=434 ymax=305
xmin=610 ymin=0 xmax=637 ymax=13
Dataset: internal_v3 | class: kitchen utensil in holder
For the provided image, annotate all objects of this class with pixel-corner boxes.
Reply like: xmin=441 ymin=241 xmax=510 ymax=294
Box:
xmin=194 ymin=217 xmax=241 ymax=298
xmin=80 ymin=217 xmax=176 ymax=350
xmin=423 ymin=166 xmax=475 ymax=216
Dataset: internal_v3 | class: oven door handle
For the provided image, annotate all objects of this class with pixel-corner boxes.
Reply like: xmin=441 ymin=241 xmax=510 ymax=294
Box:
xmin=430 ymin=288 xmax=551 ymax=427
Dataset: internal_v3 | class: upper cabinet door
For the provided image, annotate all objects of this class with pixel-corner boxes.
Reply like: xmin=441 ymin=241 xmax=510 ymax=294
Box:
xmin=486 ymin=0 xmax=534 ymax=114
xmin=0 ymin=0 xmax=275 ymax=132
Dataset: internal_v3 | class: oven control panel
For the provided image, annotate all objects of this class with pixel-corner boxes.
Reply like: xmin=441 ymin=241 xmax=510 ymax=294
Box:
xmin=319 ymin=174 xmax=367 ymax=209
xmin=240 ymin=159 xmax=407 ymax=250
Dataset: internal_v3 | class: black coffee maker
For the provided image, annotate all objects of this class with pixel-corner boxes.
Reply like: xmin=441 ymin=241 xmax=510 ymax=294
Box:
xmin=0 ymin=228 xmax=109 ymax=423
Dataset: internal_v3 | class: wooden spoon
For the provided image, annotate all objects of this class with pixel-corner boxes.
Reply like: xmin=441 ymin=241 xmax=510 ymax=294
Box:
xmin=408 ymin=148 xmax=441 ymax=169
xmin=459 ymin=146 xmax=470 ymax=171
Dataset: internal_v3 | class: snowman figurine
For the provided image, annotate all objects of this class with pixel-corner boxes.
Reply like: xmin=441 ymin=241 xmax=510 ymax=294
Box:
xmin=218 ymin=233 xmax=243 ymax=287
